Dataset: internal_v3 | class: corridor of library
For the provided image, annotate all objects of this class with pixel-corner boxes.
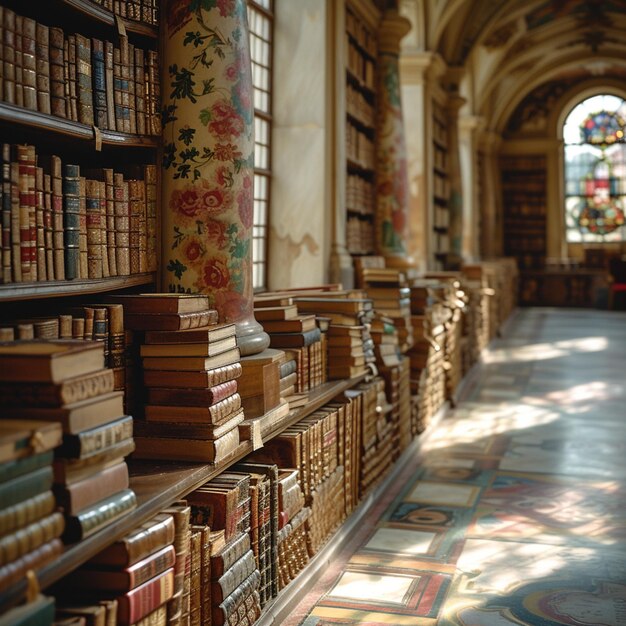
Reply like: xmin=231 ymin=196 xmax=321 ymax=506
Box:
xmin=284 ymin=308 xmax=626 ymax=626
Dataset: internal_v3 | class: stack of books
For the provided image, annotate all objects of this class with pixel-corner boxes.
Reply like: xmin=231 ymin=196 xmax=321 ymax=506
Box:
xmin=117 ymin=294 xmax=244 ymax=464
xmin=233 ymin=462 xmax=279 ymax=608
xmin=0 ymin=420 xmax=63 ymax=591
xmin=54 ymin=512 xmax=176 ymax=626
xmin=0 ymin=339 xmax=136 ymax=544
xmin=294 ymin=296 xmax=376 ymax=380
xmin=0 ymin=595 xmax=55 ymax=625
xmin=188 ymin=474 xmax=262 ymax=626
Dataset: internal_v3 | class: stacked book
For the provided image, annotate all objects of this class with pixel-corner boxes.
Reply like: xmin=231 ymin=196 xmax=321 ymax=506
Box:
xmin=92 ymin=0 xmax=159 ymax=26
xmin=0 ymin=339 xmax=136 ymax=544
xmin=461 ymin=265 xmax=491 ymax=357
xmin=54 ymin=512 xmax=176 ymax=626
xmin=409 ymin=281 xmax=447 ymax=434
xmin=253 ymin=295 xmax=326 ymax=392
xmin=350 ymin=379 xmax=395 ymax=497
xmin=0 ymin=420 xmax=62 ymax=591
xmin=294 ymin=296 xmax=376 ymax=380
xmin=233 ymin=462 xmax=279 ymax=608
xmin=187 ymin=474 xmax=262 ymax=626
xmin=0 ymin=303 xmax=126 ymax=391
xmin=0 ymin=145 xmax=157 ymax=285
xmin=0 ymin=595 xmax=55 ymax=625
xmin=116 ymin=294 xmax=244 ymax=464
xmin=0 ymin=9 xmax=161 ymax=135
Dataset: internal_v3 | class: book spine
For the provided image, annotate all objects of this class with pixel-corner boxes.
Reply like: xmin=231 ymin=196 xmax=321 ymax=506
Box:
xmin=75 ymin=33 xmax=94 ymax=126
xmin=0 ymin=450 xmax=53 ymax=484
xmin=35 ymin=23 xmax=51 ymax=115
xmin=98 ymin=180 xmax=110 ymax=277
xmin=119 ymin=36 xmax=131 ymax=133
xmin=1 ymin=143 xmax=11 ymax=283
xmin=57 ymin=414 xmax=133 ymax=458
xmin=127 ymin=43 xmax=137 ymax=135
xmin=0 ymin=511 xmax=64 ymax=567
xmin=49 ymin=26 xmax=66 ymax=118
xmin=46 ymin=154 xmax=65 ymax=280
xmin=17 ymin=144 xmax=35 ymax=281
xmin=9 ymin=159 xmax=21 ymax=282
xmin=2 ymin=9 xmax=16 ymax=105
xmin=146 ymin=50 xmax=160 ymax=135
xmin=104 ymin=40 xmax=116 ymax=131
xmin=21 ymin=17 xmax=37 ymax=110
xmin=63 ymin=488 xmax=137 ymax=543
xmin=143 ymin=164 xmax=157 ymax=272
xmin=0 ymin=537 xmax=62 ymax=590
xmin=128 ymin=179 xmax=141 ymax=274
xmin=0 ymin=490 xmax=55 ymax=538
xmin=134 ymin=47 xmax=146 ymax=135
xmin=62 ymin=163 xmax=80 ymax=280
xmin=102 ymin=168 xmax=117 ymax=275
xmin=128 ymin=545 xmax=176 ymax=590
xmin=35 ymin=166 xmax=46 ymax=281
xmin=91 ymin=38 xmax=107 ymax=129
xmin=212 ymin=571 xmax=260 ymax=626
xmin=43 ymin=173 xmax=54 ymax=280
xmin=66 ymin=34 xmax=77 ymax=121
xmin=211 ymin=532 xmax=251 ymax=579
xmin=211 ymin=550 xmax=257 ymax=604
xmin=13 ymin=14 xmax=23 ymax=107
xmin=85 ymin=178 xmax=103 ymax=278
xmin=118 ymin=568 xmax=175 ymax=625
xmin=114 ymin=173 xmax=130 ymax=275
xmin=78 ymin=176 xmax=88 ymax=278
xmin=0 ymin=465 xmax=52 ymax=509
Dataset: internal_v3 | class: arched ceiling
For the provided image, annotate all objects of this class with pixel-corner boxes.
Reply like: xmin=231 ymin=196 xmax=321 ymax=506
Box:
xmin=410 ymin=0 xmax=626 ymax=132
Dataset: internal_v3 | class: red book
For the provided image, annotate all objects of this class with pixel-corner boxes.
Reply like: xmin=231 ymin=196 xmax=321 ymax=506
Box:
xmin=145 ymin=379 xmax=238 ymax=407
xmin=116 ymin=567 xmax=175 ymax=625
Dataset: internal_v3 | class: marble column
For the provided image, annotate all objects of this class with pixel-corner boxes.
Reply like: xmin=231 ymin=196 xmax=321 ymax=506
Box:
xmin=445 ymin=94 xmax=466 ymax=269
xmin=161 ymin=0 xmax=269 ymax=355
xmin=478 ymin=130 xmax=503 ymax=259
xmin=375 ymin=9 xmax=412 ymax=267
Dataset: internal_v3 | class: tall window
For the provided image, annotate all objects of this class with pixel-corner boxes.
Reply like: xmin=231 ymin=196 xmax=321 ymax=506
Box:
xmin=564 ymin=94 xmax=626 ymax=243
xmin=247 ymin=0 xmax=273 ymax=290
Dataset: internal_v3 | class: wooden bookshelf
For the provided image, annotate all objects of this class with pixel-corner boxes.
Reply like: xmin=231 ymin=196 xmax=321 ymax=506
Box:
xmin=432 ymin=102 xmax=450 ymax=269
xmin=0 ymin=373 xmax=368 ymax=613
xmin=345 ymin=1 xmax=379 ymax=257
xmin=501 ymin=155 xmax=547 ymax=271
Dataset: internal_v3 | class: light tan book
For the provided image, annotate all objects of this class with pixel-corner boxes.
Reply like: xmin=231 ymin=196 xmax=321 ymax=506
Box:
xmin=109 ymin=293 xmax=212 ymax=315
xmin=253 ymin=305 xmax=298 ymax=321
xmin=134 ymin=409 xmax=244 ymax=441
xmin=0 ymin=420 xmax=63 ymax=463
xmin=139 ymin=335 xmax=237 ymax=358
xmin=144 ymin=393 xmax=241 ymax=425
xmin=142 ymin=363 xmax=242 ymax=389
xmin=144 ymin=323 xmax=235 ymax=345
xmin=141 ymin=347 xmax=240 ymax=371
xmin=258 ymin=315 xmax=317 ymax=333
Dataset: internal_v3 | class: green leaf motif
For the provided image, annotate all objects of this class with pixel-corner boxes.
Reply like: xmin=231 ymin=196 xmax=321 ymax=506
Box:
xmin=231 ymin=238 xmax=249 ymax=259
xmin=162 ymin=143 xmax=177 ymax=169
xmin=190 ymin=0 xmax=217 ymax=11
xmin=202 ymin=78 xmax=215 ymax=95
xmin=178 ymin=126 xmax=196 ymax=146
xmin=167 ymin=259 xmax=187 ymax=279
xmin=172 ymin=227 xmax=186 ymax=249
xmin=226 ymin=223 xmax=238 ymax=237
xmin=175 ymin=164 xmax=191 ymax=179
xmin=180 ymin=147 xmax=200 ymax=163
xmin=199 ymin=108 xmax=211 ymax=126
xmin=162 ymin=103 xmax=178 ymax=125
xmin=170 ymin=66 xmax=197 ymax=104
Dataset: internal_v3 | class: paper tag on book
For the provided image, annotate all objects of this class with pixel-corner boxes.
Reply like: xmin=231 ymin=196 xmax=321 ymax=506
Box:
xmin=115 ymin=15 xmax=127 ymax=38
xmin=92 ymin=126 xmax=102 ymax=152
xmin=251 ymin=420 xmax=263 ymax=450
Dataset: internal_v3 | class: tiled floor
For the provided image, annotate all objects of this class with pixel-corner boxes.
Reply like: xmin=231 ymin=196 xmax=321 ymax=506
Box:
xmin=285 ymin=308 xmax=626 ymax=626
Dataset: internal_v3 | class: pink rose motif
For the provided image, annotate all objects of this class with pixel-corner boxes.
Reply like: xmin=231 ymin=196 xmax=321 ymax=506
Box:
xmin=170 ymin=188 xmax=201 ymax=218
xmin=216 ymin=166 xmax=231 ymax=186
xmin=205 ymin=219 xmax=228 ymax=249
xmin=208 ymin=100 xmax=244 ymax=140
xmin=216 ymin=0 xmax=235 ymax=17
xmin=237 ymin=176 xmax=253 ymax=230
xmin=203 ymin=256 xmax=231 ymax=290
xmin=183 ymin=239 xmax=203 ymax=263
xmin=215 ymin=290 xmax=251 ymax=322
xmin=214 ymin=143 xmax=243 ymax=162
xmin=224 ymin=64 xmax=239 ymax=82
xmin=234 ymin=81 xmax=252 ymax=113
xmin=198 ymin=187 xmax=231 ymax=217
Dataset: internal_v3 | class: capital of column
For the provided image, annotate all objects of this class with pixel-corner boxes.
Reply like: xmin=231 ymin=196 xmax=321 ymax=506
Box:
xmin=446 ymin=95 xmax=467 ymax=117
xmin=398 ymin=51 xmax=446 ymax=86
xmin=479 ymin=129 xmax=503 ymax=153
xmin=378 ymin=10 xmax=411 ymax=55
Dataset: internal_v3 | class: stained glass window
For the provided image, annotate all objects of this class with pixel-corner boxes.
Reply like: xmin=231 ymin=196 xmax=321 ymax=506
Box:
xmin=564 ymin=94 xmax=626 ymax=243
xmin=247 ymin=0 xmax=273 ymax=290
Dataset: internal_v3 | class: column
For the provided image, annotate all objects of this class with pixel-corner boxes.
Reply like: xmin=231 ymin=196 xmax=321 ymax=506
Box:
xmin=375 ymin=9 xmax=412 ymax=266
xmin=161 ymin=0 xmax=269 ymax=355
xmin=445 ymin=94 xmax=466 ymax=269
xmin=478 ymin=130 xmax=503 ymax=259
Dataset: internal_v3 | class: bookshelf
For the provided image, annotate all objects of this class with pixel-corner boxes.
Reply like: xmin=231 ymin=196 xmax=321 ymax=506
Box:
xmin=500 ymin=155 xmax=547 ymax=271
xmin=432 ymin=101 xmax=450 ymax=269
xmin=0 ymin=373 xmax=368 ymax=613
xmin=345 ymin=1 xmax=378 ymax=257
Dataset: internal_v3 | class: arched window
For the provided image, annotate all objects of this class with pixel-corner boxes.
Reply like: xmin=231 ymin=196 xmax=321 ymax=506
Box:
xmin=563 ymin=94 xmax=626 ymax=243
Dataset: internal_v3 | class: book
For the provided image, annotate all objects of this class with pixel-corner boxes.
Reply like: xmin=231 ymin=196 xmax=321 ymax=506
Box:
xmin=3 ymin=391 xmax=125 ymax=434
xmin=144 ymin=394 xmax=241 ymax=424
xmin=53 ymin=460 xmax=129 ymax=514
xmin=259 ymin=315 xmax=317 ymax=333
xmin=0 ymin=490 xmax=55 ymax=538
xmin=294 ymin=296 xmax=373 ymax=313
xmin=210 ymin=550 xmax=257 ymax=603
xmin=0 ymin=537 xmax=62 ymax=590
xmin=141 ymin=346 xmax=240 ymax=371
xmin=111 ymin=294 xmax=211 ymax=315
xmin=0 ymin=594 xmax=55 ymax=626
xmin=0 ymin=419 xmax=62 ymax=464
xmin=135 ymin=409 xmax=244 ymax=440
xmin=146 ymin=379 xmax=238 ymax=407
xmin=253 ymin=305 xmax=299 ymax=321
xmin=209 ymin=532 xmax=251 ymax=579
xmin=56 ymin=415 xmax=133 ymax=459
xmin=87 ymin=513 xmax=175 ymax=568
xmin=0 ymin=465 xmax=52 ymax=508
xmin=0 ymin=339 xmax=104 ymax=383
xmin=142 ymin=362 xmax=242 ymax=389
xmin=133 ymin=427 xmax=240 ymax=463
xmin=67 ymin=545 xmax=175 ymax=592
xmin=144 ymin=322 xmax=235 ymax=344
xmin=53 ymin=437 xmax=135 ymax=485
xmin=0 ymin=449 xmax=53 ymax=484
xmin=139 ymin=334 xmax=237 ymax=357
xmin=62 ymin=488 xmax=137 ymax=543
xmin=124 ymin=310 xmax=217 ymax=331
xmin=115 ymin=567 xmax=174 ymax=625
xmin=268 ymin=327 xmax=321 ymax=348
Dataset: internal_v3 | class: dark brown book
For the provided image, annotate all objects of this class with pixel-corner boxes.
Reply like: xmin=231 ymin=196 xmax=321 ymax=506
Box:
xmin=3 ymin=390 xmax=124 ymax=434
xmin=20 ymin=17 xmax=37 ymax=110
xmin=49 ymin=26 xmax=66 ymax=118
xmin=134 ymin=409 xmax=243 ymax=441
xmin=144 ymin=395 xmax=242 ymax=425
xmin=146 ymin=379 xmax=238 ymax=407
xmin=139 ymin=334 xmax=237 ymax=358
xmin=3 ymin=9 xmax=16 ymax=105
xmin=35 ymin=23 xmax=51 ymax=115
xmin=142 ymin=362 xmax=242 ymax=389
xmin=260 ymin=315 xmax=317 ymax=333
xmin=125 ymin=310 xmax=217 ymax=331
xmin=253 ymin=305 xmax=299 ymax=321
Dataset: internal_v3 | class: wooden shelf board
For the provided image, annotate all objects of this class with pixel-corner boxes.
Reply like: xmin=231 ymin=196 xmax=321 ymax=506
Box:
xmin=346 ymin=157 xmax=375 ymax=175
xmin=62 ymin=0 xmax=158 ymax=38
xmin=0 ymin=273 xmax=157 ymax=301
xmin=345 ymin=68 xmax=376 ymax=96
xmin=0 ymin=103 xmax=159 ymax=148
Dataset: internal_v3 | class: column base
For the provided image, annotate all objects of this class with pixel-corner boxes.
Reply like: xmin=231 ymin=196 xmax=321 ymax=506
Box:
xmin=235 ymin=316 xmax=271 ymax=356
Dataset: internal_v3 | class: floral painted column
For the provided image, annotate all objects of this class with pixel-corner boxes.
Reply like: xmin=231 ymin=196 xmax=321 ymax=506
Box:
xmin=161 ymin=0 xmax=269 ymax=355
xmin=375 ymin=9 xmax=412 ymax=266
